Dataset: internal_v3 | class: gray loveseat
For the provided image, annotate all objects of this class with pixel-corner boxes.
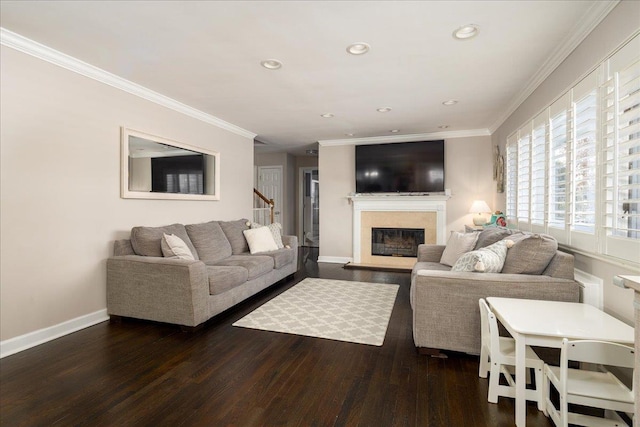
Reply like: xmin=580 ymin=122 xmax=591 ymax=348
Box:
xmin=107 ymin=219 xmax=298 ymax=328
xmin=410 ymin=228 xmax=580 ymax=355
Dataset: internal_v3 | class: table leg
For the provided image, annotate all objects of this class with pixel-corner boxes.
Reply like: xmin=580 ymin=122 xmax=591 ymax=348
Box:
xmin=515 ymin=332 xmax=526 ymax=426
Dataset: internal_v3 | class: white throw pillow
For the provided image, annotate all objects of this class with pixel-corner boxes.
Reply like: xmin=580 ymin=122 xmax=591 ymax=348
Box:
xmin=451 ymin=239 xmax=514 ymax=273
xmin=243 ymin=226 xmax=278 ymax=254
xmin=439 ymin=231 xmax=480 ymax=267
xmin=250 ymin=221 xmax=284 ymax=248
xmin=161 ymin=233 xmax=195 ymax=260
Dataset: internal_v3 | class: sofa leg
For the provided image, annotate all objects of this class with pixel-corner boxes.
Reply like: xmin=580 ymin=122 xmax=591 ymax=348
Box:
xmin=418 ymin=347 xmax=448 ymax=359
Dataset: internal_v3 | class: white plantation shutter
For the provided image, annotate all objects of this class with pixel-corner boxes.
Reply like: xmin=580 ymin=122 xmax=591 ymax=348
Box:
xmin=517 ymin=125 xmax=532 ymax=228
xmin=602 ymin=36 xmax=640 ymax=262
xmin=547 ymin=93 xmax=571 ymax=244
xmin=531 ymin=111 xmax=548 ymax=230
xmin=506 ymin=134 xmax=518 ymax=223
xmin=570 ymin=71 xmax=599 ymax=252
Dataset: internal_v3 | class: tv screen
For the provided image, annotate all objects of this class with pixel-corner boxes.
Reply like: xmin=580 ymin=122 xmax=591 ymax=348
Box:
xmin=355 ymin=140 xmax=445 ymax=193
xmin=151 ymin=154 xmax=206 ymax=194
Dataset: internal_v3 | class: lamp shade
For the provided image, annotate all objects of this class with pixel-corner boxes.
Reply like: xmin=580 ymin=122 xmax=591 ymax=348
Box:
xmin=469 ymin=200 xmax=491 ymax=214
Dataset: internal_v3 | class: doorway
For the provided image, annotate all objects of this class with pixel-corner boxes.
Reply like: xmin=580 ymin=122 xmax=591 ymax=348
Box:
xmin=299 ymin=167 xmax=319 ymax=247
xmin=257 ymin=166 xmax=283 ymax=225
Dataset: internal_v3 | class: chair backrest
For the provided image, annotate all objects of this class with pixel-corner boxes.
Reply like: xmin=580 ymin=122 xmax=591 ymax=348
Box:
xmin=478 ymin=299 xmax=500 ymax=352
xmin=561 ymin=339 xmax=635 ymax=369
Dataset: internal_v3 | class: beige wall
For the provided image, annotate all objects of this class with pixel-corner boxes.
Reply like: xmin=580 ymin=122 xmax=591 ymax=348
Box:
xmin=0 ymin=46 xmax=255 ymax=341
xmin=318 ymin=135 xmax=494 ymax=261
xmin=491 ymin=1 xmax=640 ymax=323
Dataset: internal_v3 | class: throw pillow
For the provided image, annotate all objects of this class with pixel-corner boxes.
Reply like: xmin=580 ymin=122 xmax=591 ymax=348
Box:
xmin=451 ymin=239 xmax=514 ymax=273
xmin=161 ymin=233 xmax=195 ymax=260
xmin=440 ymin=231 xmax=480 ymax=267
xmin=243 ymin=227 xmax=278 ymax=254
xmin=501 ymin=233 xmax=558 ymax=275
xmin=130 ymin=223 xmax=199 ymax=259
xmin=250 ymin=221 xmax=284 ymax=249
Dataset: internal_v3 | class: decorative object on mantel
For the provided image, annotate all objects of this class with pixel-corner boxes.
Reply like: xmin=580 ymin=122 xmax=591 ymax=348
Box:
xmin=493 ymin=145 xmax=504 ymax=193
xmin=469 ymin=200 xmax=492 ymax=226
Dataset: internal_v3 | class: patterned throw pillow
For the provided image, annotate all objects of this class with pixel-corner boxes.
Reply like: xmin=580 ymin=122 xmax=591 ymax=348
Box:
xmin=451 ymin=239 xmax=514 ymax=273
xmin=250 ymin=221 xmax=284 ymax=249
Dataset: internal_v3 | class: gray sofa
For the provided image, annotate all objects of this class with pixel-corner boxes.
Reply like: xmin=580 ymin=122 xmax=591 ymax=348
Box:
xmin=410 ymin=228 xmax=580 ymax=355
xmin=107 ymin=219 xmax=298 ymax=328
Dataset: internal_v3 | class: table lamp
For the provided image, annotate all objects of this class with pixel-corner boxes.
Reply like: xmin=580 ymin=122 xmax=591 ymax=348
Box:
xmin=469 ymin=200 xmax=491 ymax=226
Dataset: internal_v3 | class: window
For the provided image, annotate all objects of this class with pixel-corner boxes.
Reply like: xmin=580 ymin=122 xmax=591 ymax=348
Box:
xmin=505 ymin=34 xmax=639 ymax=264
xmin=548 ymin=108 xmax=568 ymax=230
xmin=517 ymin=129 xmax=531 ymax=224
xmin=531 ymin=114 xmax=547 ymax=227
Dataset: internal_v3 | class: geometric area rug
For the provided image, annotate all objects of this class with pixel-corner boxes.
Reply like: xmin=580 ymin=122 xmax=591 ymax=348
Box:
xmin=232 ymin=278 xmax=399 ymax=346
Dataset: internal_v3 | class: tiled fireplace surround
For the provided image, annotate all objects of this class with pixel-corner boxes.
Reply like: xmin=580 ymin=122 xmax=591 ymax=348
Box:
xmin=349 ymin=195 xmax=448 ymax=268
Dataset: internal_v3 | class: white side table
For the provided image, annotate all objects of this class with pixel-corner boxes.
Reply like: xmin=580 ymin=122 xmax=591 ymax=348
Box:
xmin=613 ymin=274 xmax=640 ymax=425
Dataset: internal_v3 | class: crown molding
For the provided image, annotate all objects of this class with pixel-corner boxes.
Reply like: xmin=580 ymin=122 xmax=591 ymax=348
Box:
xmin=318 ymin=128 xmax=491 ymax=147
xmin=488 ymin=0 xmax=619 ymax=133
xmin=0 ymin=28 xmax=257 ymax=140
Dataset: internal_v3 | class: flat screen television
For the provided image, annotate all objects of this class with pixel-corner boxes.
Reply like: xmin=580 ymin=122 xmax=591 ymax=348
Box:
xmin=355 ymin=140 xmax=445 ymax=193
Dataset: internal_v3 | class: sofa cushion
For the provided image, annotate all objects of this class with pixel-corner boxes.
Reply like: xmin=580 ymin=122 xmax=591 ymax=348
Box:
xmin=474 ymin=227 xmax=520 ymax=250
xmin=440 ymin=231 xmax=479 ymax=267
xmin=219 ymin=219 xmax=250 ymax=254
xmin=501 ymin=233 xmax=558 ymax=275
xmin=244 ymin=227 xmax=279 ymax=254
xmin=212 ymin=254 xmax=274 ymax=280
xmin=251 ymin=221 xmax=284 ymax=248
xmin=130 ymin=223 xmax=199 ymax=260
xmin=161 ymin=233 xmax=196 ymax=260
xmin=185 ymin=221 xmax=232 ymax=263
xmin=206 ymin=265 xmax=248 ymax=295
xmin=256 ymin=247 xmax=295 ymax=269
xmin=451 ymin=239 xmax=514 ymax=273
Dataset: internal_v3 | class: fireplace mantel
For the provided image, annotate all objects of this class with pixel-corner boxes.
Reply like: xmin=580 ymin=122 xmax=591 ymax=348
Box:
xmin=348 ymin=194 xmax=449 ymax=266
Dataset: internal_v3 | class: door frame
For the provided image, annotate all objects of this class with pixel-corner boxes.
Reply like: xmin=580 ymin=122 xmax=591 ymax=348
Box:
xmin=298 ymin=166 xmax=319 ymax=246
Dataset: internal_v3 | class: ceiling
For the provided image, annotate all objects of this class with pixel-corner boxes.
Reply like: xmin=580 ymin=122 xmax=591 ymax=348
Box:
xmin=0 ymin=1 xmax=617 ymax=155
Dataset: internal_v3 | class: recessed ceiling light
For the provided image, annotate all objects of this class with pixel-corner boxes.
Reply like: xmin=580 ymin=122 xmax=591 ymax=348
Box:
xmin=453 ymin=24 xmax=479 ymax=40
xmin=320 ymin=113 xmax=334 ymax=118
xmin=390 ymin=129 xmax=399 ymax=133
xmin=438 ymin=125 xmax=450 ymax=129
xmin=442 ymin=99 xmax=458 ymax=106
xmin=346 ymin=42 xmax=370 ymax=55
xmin=345 ymin=133 xmax=355 ymax=136
xmin=376 ymin=107 xmax=392 ymax=113
xmin=260 ymin=59 xmax=282 ymax=70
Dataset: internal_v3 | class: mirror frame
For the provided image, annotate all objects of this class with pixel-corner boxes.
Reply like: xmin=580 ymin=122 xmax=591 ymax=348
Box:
xmin=121 ymin=127 xmax=221 ymax=200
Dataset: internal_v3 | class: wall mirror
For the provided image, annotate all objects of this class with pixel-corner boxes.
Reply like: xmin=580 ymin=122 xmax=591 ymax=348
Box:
xmin=121 ymin=128 xmax=220 ymax=200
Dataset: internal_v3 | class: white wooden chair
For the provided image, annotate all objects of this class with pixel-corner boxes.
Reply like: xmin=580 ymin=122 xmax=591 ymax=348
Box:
xmin=478 ymin=298 xmax=545 ymax=409
xmin=543 ymin=339 xmax=634 ymax=427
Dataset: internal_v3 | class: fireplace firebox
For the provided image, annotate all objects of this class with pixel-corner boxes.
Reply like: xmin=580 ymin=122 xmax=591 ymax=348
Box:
xmin=371 ymin=227 xmax=425 ymax=257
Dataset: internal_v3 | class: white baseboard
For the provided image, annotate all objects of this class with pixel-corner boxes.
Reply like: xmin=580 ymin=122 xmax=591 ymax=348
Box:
xmin=0 ymin=309 xmax=109 ymax=358
xmin=317 ymin=256 xmax=352 ymax=264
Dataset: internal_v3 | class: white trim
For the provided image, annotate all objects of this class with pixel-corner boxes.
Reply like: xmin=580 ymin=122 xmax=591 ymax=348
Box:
xmin=0 ymin=309 xmax=109 ymax=358
xmin=488 ymin=0 xmax=619 ymax=133
xmin=0 ymin=28 xmax=257 ymax=140
xmin=559 ymin=245 xmax=640 ymax=273
xmin=318 ymin=129 xmax=490 ymax=147
xmin=317 ymin=256 xmax=352 ymax=264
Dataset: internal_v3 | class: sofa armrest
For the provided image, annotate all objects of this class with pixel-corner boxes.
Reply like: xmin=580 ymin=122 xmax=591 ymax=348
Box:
xmin=416 ymin=244 xmax=446 ymax=262
xmin=107 ymin=255 xmax=210 ymax=327
xmin=411 ymin=271 xmax=580 ymax=354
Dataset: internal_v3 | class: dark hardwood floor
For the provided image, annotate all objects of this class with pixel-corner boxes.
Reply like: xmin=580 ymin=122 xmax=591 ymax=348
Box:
xmin=0 ymin=247 xmax=554 ymax=426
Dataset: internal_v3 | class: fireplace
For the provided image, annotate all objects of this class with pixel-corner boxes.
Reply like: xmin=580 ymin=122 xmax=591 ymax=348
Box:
xmin=371 ymin=228 xmax=425 ymax=257
xmin=349 ymin=195 xmax=448 ymax=268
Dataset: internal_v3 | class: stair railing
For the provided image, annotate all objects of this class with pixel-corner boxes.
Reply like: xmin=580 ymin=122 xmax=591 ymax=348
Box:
xmin=253 ymin=188 xmax=275 ymax=224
